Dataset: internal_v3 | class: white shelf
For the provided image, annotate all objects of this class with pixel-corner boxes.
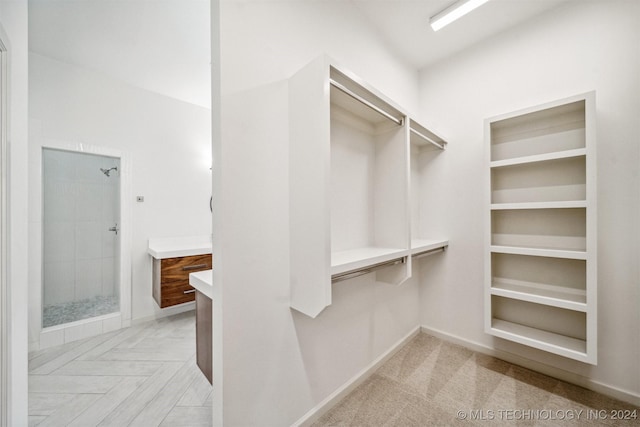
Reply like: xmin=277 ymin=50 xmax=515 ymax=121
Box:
xmin=490 ymin=319 xmax=588 ymax=360
xmin=490 ymin=148 xmax=586 ymax=168
xmin=411 ymin=238 xmax=448 ymax=254
xmin=409 ymin=119 xmax=446 ymax=150
xmin=490 ymin=245 xmax=587 ymax=260
xmin=485 ymin=92 xmax=596 ymax=364
xmin=491 ymin=277 xmax=586 ymax=312
xmin=491 ymin=200 xmax=586 ymax=210
xmin=331 ymin=247 xmax=408 ymax=276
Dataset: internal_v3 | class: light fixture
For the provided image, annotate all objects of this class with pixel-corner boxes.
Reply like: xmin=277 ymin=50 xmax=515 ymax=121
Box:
xmin=430 ymin=0 xmax=491 ymax=31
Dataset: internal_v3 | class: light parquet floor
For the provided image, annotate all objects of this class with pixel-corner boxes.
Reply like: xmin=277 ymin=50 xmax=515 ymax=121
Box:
xmin=28 ymin=311 xmax=212 ymax=427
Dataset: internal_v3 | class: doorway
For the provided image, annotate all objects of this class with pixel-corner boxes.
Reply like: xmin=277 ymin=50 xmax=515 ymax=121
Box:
xmin=34 ymin=142 xmax=132 ymax=349
xmin=42 ymin=148 xmax=121 ymax=327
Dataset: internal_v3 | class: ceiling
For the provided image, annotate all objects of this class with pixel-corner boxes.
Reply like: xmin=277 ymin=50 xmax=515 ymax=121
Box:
xmin=28 ymin=0 xmax=573 ymax=109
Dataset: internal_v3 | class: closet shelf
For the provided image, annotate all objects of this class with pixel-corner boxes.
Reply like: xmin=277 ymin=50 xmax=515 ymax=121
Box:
xmin=490 ymin=148 xmax=586 ymax=168
xmin=491 ymin=201 xmax=586 ymax=210
xmin=411 ymin=238 xmax=448 ymax=254
xmin=331 ymin=247 xmax=408 ymax=276
xmin=491 ymin=278 xmax=586 ymax=312
xmin=490 ymin=245 xmax=587 ymax=260
xmin=490 ymin=319 xmax=587 ymax=359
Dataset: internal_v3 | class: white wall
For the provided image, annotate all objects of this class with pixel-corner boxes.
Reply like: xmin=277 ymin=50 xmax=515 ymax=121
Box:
xmin=28 ymin=53 xmax=212 ymax=346
xmin=417 ymin=0 xmax=640 ymax=402
xmin=216 ymin=1 xmax=422 ymax=425
xmin=0 ymin=0 xmax=29 ymax=424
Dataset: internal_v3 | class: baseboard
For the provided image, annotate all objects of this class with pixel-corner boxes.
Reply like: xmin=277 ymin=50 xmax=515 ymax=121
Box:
xmin=130 ymin=302 xmax=195 ymax=326
xmin=420 ymin=325 xmax=640 ymax=407
xmin=291 ymin=326 xmax=421 ymax=427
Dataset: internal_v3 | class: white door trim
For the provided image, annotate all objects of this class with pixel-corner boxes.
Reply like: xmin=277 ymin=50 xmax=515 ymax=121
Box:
xmin=0 ymin=22 xmax=9 ymax=427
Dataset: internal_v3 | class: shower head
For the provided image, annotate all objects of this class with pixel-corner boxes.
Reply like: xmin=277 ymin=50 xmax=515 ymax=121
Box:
xmin=100 ymin=166 xmax=118 ymax=177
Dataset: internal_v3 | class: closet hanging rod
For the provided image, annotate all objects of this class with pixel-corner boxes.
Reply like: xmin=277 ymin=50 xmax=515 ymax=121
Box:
xmin=329 ymin=79 xmax=403 ymax=126
xmin=331 ymin=256 xmax=406 ymax=283
xmin=410 ymin=127 xmax=445 ymax=150
xmin=412 ymin=246 xmax=447 ymax=260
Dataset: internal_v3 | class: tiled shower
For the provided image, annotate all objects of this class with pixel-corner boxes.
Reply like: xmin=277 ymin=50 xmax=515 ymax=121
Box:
xmin=42 ymin=148 xmax=120 ymax=328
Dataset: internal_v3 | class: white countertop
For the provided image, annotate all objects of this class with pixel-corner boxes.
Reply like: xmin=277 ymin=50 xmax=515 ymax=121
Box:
xmin=189 ymin=270 xmax=213 ymax=299
xmin=148 ymin=235 xmax=212 ymax=259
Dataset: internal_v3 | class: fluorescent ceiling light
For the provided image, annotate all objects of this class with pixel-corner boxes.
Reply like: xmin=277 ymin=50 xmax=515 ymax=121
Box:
xmin=430 ymin=0 xmax=491 ymax=31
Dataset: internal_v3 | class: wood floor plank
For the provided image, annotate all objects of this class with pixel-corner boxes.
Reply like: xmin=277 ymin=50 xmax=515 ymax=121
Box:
xmin=67 ymin=376 xmax=147 ymax=427
xmin=28 ymin=415 xmax=47 ymax=426
xmin=29 ymin=393 xmax=76 ymax=416
xmin=75 ymin=322 xmax=154 ymax=361
xmin=97 ymin=346 xmax=195 ymax=362
xmin=177 ymin=370 xmax=213 ymax=407
xmin=29 ymin=333 xmax=102 ymax=369
xmin=160 ymin=406 xmax=212 ymax=427
xmin=128 ymin=359 xmax=200 ymax=427
xmin=28 ymin=311 xmax=212 ymax=427
xmin=97 ymin=362 xmax=183 ymax=427
xmin=29 ymin=375 xmax=122 ymax=394
xmin=30 ymin=330 xmax=121 ymax=375
xmin=52 ymin=360 xmax=163 ymax=376
xmin=35 ymin=394 xmax=101 ymax=427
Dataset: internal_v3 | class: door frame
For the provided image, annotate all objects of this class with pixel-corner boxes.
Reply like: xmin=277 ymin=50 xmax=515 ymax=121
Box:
xmin=0 ymin=22 xmax=9 ymax=427
xmin=35 ymin=142 xmax=132 ymax=343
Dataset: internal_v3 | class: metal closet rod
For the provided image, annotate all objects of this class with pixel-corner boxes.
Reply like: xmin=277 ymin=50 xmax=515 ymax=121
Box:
xmin=412 ymin=246 xmax=447 ymax=260
xmin=331 ymin=256 xmax=406 ymax=283
xmin=329 ymin=79 xmax=403 ymax=126
xmin=410 ymin=127 xmax=444 ymax=150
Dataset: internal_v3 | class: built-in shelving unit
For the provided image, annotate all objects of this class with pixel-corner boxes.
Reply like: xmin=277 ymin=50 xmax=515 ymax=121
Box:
xmin=485 ymin=92 xmax=596 ymax=364
xmin=289 ymin=56 xmax=448 ymax=318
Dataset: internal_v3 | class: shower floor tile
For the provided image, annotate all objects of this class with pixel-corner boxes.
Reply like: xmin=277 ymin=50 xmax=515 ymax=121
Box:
xmin=43 ymin=295 xmax=119 ymax=328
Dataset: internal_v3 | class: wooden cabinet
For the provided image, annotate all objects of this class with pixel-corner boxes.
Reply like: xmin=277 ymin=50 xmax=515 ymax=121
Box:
xmin=196 ymin=290 xmax=212 ymax=384
xmin=484 ymin=92 xmax=597 ymax=364
xmin=153 ymin=254 xmax=212 ymax=308
xmin=289 ymin=55 xmax=448 ymax=318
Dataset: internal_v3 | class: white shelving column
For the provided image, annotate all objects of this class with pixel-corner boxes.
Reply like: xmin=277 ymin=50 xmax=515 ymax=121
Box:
xmin=290 ymin=56 xmax=449 ymax=318
xmin=409 ymin=119 xmax=448 ymax=259
xmin=484 ymin=92 xmax=597 ymax=364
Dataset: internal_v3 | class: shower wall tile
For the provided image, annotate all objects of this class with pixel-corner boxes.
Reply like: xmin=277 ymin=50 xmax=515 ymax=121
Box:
xmin=43 ymin=261 xmax=75 ymax=306
xmin=75 ymin=152 xmax=105 ymax=184
xmin=75 ymin=222 xmax=102 ymax=260
xmin=101 ymin=183 xmax=119 ymax=223
xmin=76 ymin=183 xmax=103 ymax=222
xmin=75 ymin=259 xmax=102 ymax=300
xmin=43 ymin=149 xmax=75 ymax=183
xmin=102 ymin=225 xmax=117 ymax=258
xmin=102 ymin=257 xmax=116 ymax=297
xmin=43 ymin=180 xmax=76 ymax=222
xmin=43 ymin=221 xmax=75 ymax=263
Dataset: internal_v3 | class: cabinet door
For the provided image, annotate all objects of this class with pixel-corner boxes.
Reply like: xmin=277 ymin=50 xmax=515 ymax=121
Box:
xmin=153 ymin=254 xmax=212 ymax=308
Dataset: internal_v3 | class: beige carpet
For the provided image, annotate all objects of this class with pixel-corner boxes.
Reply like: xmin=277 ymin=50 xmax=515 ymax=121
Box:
xmin=313 ymin=333 xmax=639 ymax=426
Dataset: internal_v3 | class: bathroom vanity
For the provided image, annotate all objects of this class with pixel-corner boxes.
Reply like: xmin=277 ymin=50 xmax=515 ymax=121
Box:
xmin=148 ymin=236 xmax=212 ymax=308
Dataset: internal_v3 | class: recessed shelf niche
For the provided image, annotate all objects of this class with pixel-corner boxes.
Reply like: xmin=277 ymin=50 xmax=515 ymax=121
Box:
xmin=485 ymin=92 xmax=596 ymax=364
